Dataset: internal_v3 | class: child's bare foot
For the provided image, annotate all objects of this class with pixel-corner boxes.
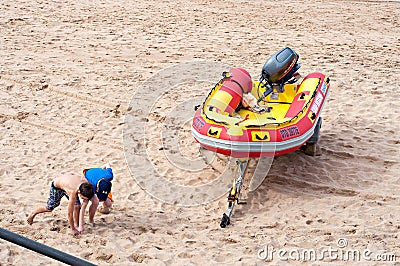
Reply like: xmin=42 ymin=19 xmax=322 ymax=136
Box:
xmin=27 ymin=215 xmax=34 ymax=225
xmin=88 ymin=218 xmax=95 ymax=226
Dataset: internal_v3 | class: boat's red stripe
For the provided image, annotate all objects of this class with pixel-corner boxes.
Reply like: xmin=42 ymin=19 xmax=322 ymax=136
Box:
xmin=284 ymin=91 xmax=309 ymax=118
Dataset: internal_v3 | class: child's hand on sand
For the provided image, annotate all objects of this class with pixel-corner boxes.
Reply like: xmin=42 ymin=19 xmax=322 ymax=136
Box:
xmin=102 ymin=162 xmax=111 ymax=169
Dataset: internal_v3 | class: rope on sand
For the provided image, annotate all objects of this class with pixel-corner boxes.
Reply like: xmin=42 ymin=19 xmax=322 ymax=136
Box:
xmin=0 ymin=228 xmax=96 ymax=266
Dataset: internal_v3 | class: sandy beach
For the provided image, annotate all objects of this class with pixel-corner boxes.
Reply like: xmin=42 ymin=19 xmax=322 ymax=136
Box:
xmin=1 ymin=0 xmax=399 ymax=265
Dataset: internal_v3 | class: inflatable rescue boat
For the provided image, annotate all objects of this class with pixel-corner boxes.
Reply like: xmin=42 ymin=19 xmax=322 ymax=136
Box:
xmin=192 ymin=47 xmax=330 ymax=158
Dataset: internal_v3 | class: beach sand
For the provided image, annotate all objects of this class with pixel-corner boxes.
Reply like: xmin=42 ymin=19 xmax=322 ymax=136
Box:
xmin=1 ymin=0 xmax=399 ymax=265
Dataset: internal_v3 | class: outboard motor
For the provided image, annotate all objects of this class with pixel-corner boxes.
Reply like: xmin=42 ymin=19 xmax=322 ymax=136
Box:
xmin=258 ymin=47 xmax=301 ymax=102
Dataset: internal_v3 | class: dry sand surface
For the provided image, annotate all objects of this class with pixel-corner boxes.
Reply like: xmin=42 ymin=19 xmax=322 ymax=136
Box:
xmin=1 ymin=0 xmax=399 ymax=265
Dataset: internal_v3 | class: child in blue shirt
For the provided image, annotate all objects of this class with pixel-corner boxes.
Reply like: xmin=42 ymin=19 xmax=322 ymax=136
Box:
xmin=83 ymin=163 xmax=114 ymax=224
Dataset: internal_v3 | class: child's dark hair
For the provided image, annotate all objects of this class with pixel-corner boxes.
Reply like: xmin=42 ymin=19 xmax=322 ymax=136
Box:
xmin=79 ymin=183 xmax=94 ymax=199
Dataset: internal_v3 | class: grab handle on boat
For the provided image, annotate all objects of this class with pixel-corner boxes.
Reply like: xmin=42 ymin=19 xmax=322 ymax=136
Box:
xmin=235 ymin=114 xmax=249 ymax=126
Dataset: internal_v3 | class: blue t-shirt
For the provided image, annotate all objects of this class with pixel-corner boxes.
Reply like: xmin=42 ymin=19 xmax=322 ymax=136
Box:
xmin=84 ymin=168 xmax=113 ymax=190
